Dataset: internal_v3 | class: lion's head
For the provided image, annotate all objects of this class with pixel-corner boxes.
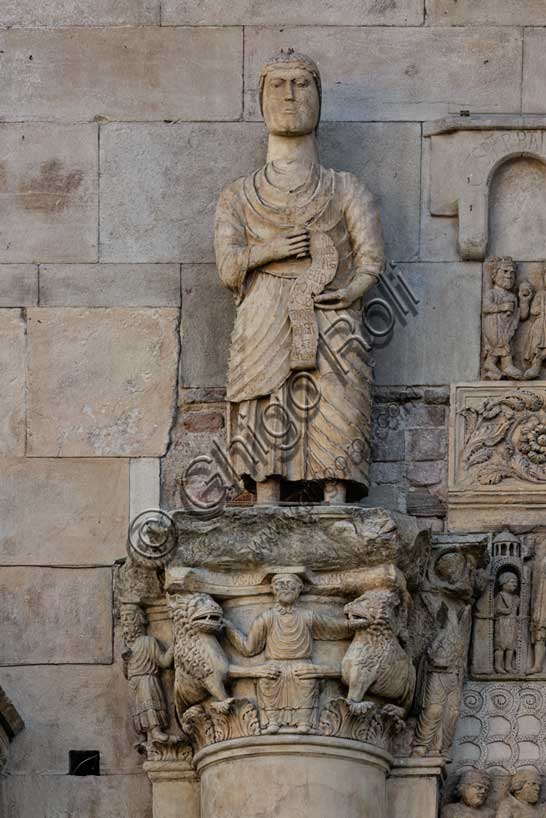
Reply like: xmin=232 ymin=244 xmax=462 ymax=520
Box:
xmin=344 ymin=589 xmax=398 ymax=633
xmin=168 ymin=592 xmax=223 ymax=634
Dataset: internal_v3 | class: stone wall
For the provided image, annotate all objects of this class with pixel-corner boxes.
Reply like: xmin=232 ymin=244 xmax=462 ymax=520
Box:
xmin=0 ymin=3 xmax=542 ymax=816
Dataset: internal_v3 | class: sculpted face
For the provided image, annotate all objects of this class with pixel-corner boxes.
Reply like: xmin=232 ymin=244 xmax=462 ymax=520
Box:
xmin=462 ymin=781 xmax=489 ymax=808
xmin=494 ymin=263 xmax=515 ymax=290
xmin=262 ymin=67 xmax=320 ymax=137
xmin=516 ymin=777 xmax=541 ymax=804
xmin=272 ymin=575 xmax=302 ymax=605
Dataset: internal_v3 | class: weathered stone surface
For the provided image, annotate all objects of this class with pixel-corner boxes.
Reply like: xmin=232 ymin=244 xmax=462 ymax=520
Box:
xmin=489 ymin=158 xmax=546 ymax=260
xmin=245 ymin=28 xmax=522 ymax=122
xmin=1 ymin=774 xmax=152 ymax=818
xmin=407 ymin=461 xmax=445 ymax=487
xmin=1 ymin=665 xmax=140 ymax=774
xmin=100 ymin=122 xmax=418 ymax=263
xmin=320 ymin=123 xmax=420 ymax=261
xmin=0 ymin=311 xmax=26 ymax=458
xmin=0 ymin=0 xmax=159 ymax=25
xmin=39 ymin=264 xmax=180 ymax=307
xmin=27 ymin=308 xmax=179 ymax=457
xmin=0 ymin=567 xmax=112 ymax=664
xmin=372 ymin=263 xmax=481 ymax=385
xmin=0 ymin=26 xmax=242 ymax=122
xmin=0 ymin=458 xmax=129 ymax=565
xmin=181 ymin=264 xmax=235 ymax=387
xmin=168 ymin=506 xmax=430 ymax=583
xmin=406 ymin=429 xmax=447 ymax=462
xmin=0 ymin=28 xmax=242 ymax=123
xmin=419 ymin=136 xmax=459 ymax=262
xmin=100 ymin=124 xmax=266 ymax=263
xmin=162 ymin=0 xmax=423 ymax=25
xmin=0 ymin=124 xmax=97 ymax=263
xmin=0 ymin=266 xmax=37 ymax=306
xmin=524 ymin=31 xmax=546 ymax=114
xmin=130 ymin=457 xmax=160 ymax=522
xmin=428 ymin=0 xmax=546 ymax=25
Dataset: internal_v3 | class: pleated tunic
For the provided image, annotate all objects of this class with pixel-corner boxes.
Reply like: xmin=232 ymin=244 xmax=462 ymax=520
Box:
xmin=214 ymin=162 xmax=384 ymax=498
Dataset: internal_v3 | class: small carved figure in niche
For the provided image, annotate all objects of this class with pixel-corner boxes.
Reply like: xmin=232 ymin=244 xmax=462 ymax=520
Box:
xmin=482 ymin=257 xmax=527 ymax=380
xmin=523 ymin=264 xmax=546 ymax=379
xmin=497 ymin=769 xmax=546 ymax=818
xmin=120 ymin=603 xmax=174 ymax=747
xmin=224 ymin=573 xmax=348 ymax=734
xmin=341 ymin=588 xmax=415 ymax=718
xmin=529 ymin=555 xmax=546 ymax=675
xmin=493 ymin=571 xmax=520 ymax=675
xmin=442 ymin=768 xmax=493 ymax=818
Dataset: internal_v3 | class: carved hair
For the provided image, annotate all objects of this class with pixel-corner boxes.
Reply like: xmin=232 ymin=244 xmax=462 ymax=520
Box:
xmin=259 ymin=49 xmax=322 ymax=124
xmin=458 ymin=768 xmax=490 ymax=795
xmin=511 ymin=768 xmax=541 ymax=793
xmin=497 ymin=571 xmax=518 ymax=589
xmin=271 ymin=573 xmax=304 ymax=592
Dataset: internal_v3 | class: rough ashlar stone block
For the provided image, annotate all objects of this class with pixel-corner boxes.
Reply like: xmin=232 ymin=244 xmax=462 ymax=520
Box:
xmin=27 ymin=308 xmax=179 ymax=457
xmin=419 ymin=137 xmax=459 ymax=262
xmin=100 ymin=122 xmax=419 ymax=264
xmin=524 ymin=31 xmax=546 ymax=115
xmin=130 ymin=457 xmax=160 ymax=521
xmin=0 ymin=567 xmax=113 ymax=664
xmin=0 ymin=124 xmax=98 ymax=263
xmin=0 ymin=27 xmax=242 ymax=122
xmin=245 ymin=27 xmax=522 ymax=121
xmin=371 ymin=263 xmax=481 ymax=385
xmin=1 ymin=665 xmax=141 ymax=775
xmin=427 ymin=0 xmax=546 ymax=25
xmin=0 ymin=311 xmax=26 ymax=457
xmin=0 ymin=266 xmax=37 ymax=306
xmin=39 ymin=263 xmax=181 ymax=307
xmin=320 ymin=123 xmax=420 ymax=262
xmin=100 ymin=123 xmax=267 ymax=263
xmin=162 ymin=0 xmax=423 ymax=25
xmin=0 ymin=458 xmax=129 ymax=565
xmin=0 ymin=0 xmax=159 ymax=25
xmin=406 ymin=428 xmax=447 ymax=462
xmin=181 ymin=264 xmax=235 ymax=387
xmin=1 ymin=774 xmax=151 ymax=818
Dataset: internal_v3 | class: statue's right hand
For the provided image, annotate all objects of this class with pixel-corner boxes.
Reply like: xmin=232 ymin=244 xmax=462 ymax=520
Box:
xmin=262 ymin=230 xmax=311 ymax=263
xmin=258 ymin=664 xmax=281 ymax=679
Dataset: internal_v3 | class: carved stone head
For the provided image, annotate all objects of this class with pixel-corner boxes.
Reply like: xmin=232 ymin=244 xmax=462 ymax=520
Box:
xmin=511 ymin=769 xmax=542 ymax=804
xmin=344 ymin=589 xmax=398 ymax=633
xmin=492 ymin=256 xmax=516 ymax=291
xmin=259 ymin=49 xmax=321 ymax=137
xmin=169 ymin=593 xmax=224 ymax=635
xmin=120 ymin=603 xmax=147 ymax=645
xmin=271 ymin=573 xmax=304 ymax=606
xmin=497 ymin=571 xmax=518 ymax=594
xmin=458 ymin=769 xmax=491 ymax=808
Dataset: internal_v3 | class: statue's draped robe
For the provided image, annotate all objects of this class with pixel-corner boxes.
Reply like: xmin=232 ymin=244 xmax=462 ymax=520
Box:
xmin=494 ymin=590 xmax=519 ymax=651
xmin=127 ymin=636 xmax=169 ymax=733
xmin=227 ymin=604 xmax=348 ymax=729
xmin=215 ymin=163 xmax=384 ymax=497
xmin=482 ymin=286 xmax=519 ymax=358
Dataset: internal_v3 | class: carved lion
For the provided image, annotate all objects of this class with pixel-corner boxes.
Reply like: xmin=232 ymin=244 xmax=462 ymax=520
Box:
xmin=342 ymin=589 xmax=416 ymax=718
xmin=168 ymin=593 xmax=232 ymax=722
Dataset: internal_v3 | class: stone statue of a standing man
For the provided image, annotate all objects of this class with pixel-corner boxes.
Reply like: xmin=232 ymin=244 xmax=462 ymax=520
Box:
xmin=215 ymin=49 xmax=384 ymax=505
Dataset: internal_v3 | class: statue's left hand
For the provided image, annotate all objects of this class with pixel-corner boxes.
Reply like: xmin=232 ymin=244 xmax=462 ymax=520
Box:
xmin=314 ymin=287 xmax=356 ymax=310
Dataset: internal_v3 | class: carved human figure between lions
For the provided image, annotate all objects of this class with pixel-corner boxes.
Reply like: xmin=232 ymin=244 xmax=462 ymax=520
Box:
xmin=215 ymin=49 xmax=385 ymax=505
xmin=224 ymin=573 xmax=348 ymax=734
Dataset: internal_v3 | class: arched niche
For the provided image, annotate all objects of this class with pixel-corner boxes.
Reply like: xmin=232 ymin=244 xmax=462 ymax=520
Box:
xmin=489 ymin=156 xmax=546 ymax=260
xmin=426 ymin=116 xmax=546 ymax=260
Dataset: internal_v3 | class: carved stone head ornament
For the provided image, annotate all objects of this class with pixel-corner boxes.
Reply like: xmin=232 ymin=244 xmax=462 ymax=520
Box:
xmin=259 ymin=49 xmax=322 ymax=137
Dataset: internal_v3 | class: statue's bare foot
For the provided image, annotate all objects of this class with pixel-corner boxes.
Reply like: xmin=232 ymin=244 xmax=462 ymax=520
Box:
xmin=501 ymin=364 xmax=522 ymax=380
xmin=412 ymin=745 xmax=427 ymax=757
xmin=150 ymin=728 xmax=170 ymax=743
xmin=263 ymin=722 xmax=280 ymax=735
xmin=210 ymin=698 xmax=234 ymax=714
xmin=296 ymin=723 xmax=311 ymax=734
